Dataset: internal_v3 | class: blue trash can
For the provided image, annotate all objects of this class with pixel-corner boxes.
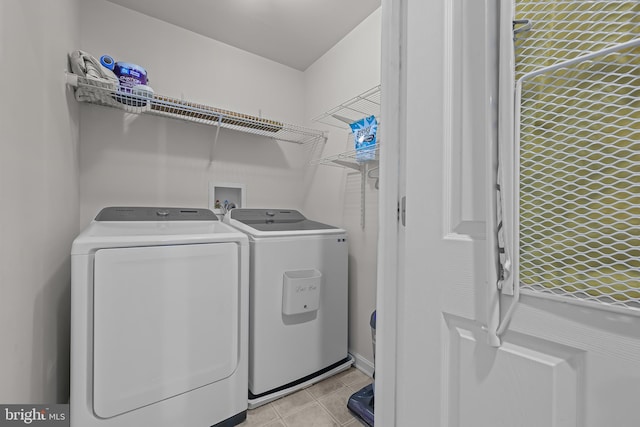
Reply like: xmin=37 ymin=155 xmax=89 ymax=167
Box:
xmin=347 ymin=310 xmax=376 ymax=426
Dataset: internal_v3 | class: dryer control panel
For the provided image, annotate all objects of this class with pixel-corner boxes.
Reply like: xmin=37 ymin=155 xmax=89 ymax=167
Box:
xmin=228 ymin=208 xmax=336 ymax=231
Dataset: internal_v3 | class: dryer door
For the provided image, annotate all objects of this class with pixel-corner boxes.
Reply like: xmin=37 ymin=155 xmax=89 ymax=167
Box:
xmin=92 ymin=242 xmax=239 ymax=418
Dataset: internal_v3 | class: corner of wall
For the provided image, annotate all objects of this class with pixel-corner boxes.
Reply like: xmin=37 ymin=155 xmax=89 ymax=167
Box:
xmin=301 ymin=7 xmax=382 ymax=365
xmin=0 ymin=0 xmax=81 ymax=403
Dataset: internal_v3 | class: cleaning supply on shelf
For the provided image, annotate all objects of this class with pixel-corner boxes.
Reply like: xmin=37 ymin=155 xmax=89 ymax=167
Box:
xmin=99 ymin=55 xmax=115 ymax=71
xmin=69 ymin=50 xmax=118 ymax=83
xmin=68 ymin=50 xmax=119 ymax=102
xmin=69 ymin=51 xmax=153 ymax=110
xmin=113 ymin=61 xmax=148 ymax=90
xmin=109 ymin=59 xmax=151 ymax=107
xmin=350 ymin=115 xmax=378 ymax=162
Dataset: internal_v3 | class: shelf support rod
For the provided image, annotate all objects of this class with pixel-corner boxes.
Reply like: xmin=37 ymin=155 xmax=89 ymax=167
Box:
xmin=209 ymin=114 xmax=222 ymax=166
xmin=331 ymin=114 xmax=355 ymax=125
xmin=361 ymin=163 xmax=367 ymax=229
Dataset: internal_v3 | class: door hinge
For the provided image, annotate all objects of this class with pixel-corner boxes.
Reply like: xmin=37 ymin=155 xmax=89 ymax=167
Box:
xmin=398 ymin=196 xmax=406 ymax=226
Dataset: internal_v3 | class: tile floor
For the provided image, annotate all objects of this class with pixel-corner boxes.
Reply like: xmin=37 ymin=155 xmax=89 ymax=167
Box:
xmin=241 ymin=367 xmax=373 ymax=427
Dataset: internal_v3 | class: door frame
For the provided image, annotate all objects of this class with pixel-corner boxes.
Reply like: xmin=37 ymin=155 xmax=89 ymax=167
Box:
xmin=377 ymin=0 xmax=504 ymax=423
xmin=376 ymin=0 xmax=405 ymax=425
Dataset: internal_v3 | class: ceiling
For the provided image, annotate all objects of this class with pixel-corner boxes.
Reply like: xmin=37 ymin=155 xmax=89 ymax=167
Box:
xmin=106 ymin=0 xmax=381 ymax=71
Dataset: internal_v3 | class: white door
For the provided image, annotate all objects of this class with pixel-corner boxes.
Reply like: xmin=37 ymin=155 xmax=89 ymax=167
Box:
xmin=377 ymin=0 xmax=640 ymax=426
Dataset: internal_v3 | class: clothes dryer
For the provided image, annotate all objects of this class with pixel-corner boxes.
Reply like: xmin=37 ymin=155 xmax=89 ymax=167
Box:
xmin=70 ymin=207 xmax=248 ymax=427
xmin=224 ymin=209 xmax=352 ymax=408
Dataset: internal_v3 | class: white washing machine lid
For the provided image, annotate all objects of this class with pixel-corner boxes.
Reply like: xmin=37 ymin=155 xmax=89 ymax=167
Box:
xmin=224 ymin=209 xmax=345 ymax=238
xmin=72 ymin=207 xmax=248 ymax=254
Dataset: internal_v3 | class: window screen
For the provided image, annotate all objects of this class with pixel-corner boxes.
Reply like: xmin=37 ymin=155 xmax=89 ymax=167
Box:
xmin=515 ymin=0 xmax=639 ymax=310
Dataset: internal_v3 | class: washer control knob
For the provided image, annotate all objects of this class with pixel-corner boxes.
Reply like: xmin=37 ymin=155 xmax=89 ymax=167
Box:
xmin=266 ymin=211 xmax=276 ymax=217
xmin=156 ymin=210 xmax=170 ymax=217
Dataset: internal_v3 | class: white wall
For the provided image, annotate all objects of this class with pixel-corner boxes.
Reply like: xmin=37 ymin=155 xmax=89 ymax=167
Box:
xmin=303 ymin=8 xmax=382 ymax=370
xmin=0 ymin=0 xmax=80 ymax=403
xmin=78 ymin=0 xmax=310 ymax=226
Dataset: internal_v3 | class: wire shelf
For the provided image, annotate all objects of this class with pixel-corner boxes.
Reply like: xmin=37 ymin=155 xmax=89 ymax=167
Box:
xmin=310 ymin=147 xmax=380 ymax=171
xmin=312 ymin=85 xmax=381 ymax=129
xmin=311 ymin=85 xmax=381 ymax=229
xmin=67 ymin=74 xmax=326 ymax=145
xmin=312 ymin=85 xmax=382 ymax=169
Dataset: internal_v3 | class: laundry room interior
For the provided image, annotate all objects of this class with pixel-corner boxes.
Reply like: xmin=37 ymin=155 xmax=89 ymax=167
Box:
xmin=1 ymin=0 xmax=381 ymax=422
xmin=5 ymin=0 xmax=638 ymax=425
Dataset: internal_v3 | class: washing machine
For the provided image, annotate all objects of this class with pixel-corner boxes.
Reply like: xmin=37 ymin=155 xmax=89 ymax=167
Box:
xmin=224 ymin=208 xmax=353 ymax=408
xmin=70 ymin=207 xmax=249 ymax=427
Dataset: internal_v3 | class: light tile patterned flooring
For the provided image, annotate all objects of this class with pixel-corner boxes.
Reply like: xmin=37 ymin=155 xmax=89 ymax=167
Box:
xmin=242 ymin=367 xmax=372 ymax=427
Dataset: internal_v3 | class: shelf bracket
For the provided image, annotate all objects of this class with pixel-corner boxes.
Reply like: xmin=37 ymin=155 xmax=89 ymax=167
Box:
xmin=209 ymin=114 xmax=222 ymax=165
xmin=332 ymin=160 xmax=363 ymax=172
xmin=331 ymin=114 xmax=355 ymax=125
xmin=65 ymin=71 xmax=78 ymax=87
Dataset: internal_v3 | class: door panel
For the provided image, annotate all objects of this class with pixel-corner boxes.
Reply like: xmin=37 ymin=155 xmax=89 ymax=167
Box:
xmin=444 ymin=314 xmax=584 ymax=427
xmin=446 ymin=0 xmax=490 ymax=240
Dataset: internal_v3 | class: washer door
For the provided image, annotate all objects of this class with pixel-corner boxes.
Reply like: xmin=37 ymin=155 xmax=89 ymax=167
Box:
xmin=92 ymin=243 xmax=239 ymax=418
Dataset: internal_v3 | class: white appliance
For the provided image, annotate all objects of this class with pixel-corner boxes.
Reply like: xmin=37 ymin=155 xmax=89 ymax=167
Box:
xmin=224 ymin=208 xmax=353 ymax=408
xmin=70 ymin=207 xmax=249 ymax=427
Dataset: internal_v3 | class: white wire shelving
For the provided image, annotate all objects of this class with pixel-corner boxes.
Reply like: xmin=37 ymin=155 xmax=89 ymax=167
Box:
xmin=311 ymin=85 xmax=381 ymax=170
xmin=310 ymin=146 xmax=380 ymax=171
xmin=312 ymin=85 xmax=381 ymax=129
xmin=66 ymin=73 xmax=326 ymax=146
xmin=312 ymin=85 xmax=381 ymax=229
